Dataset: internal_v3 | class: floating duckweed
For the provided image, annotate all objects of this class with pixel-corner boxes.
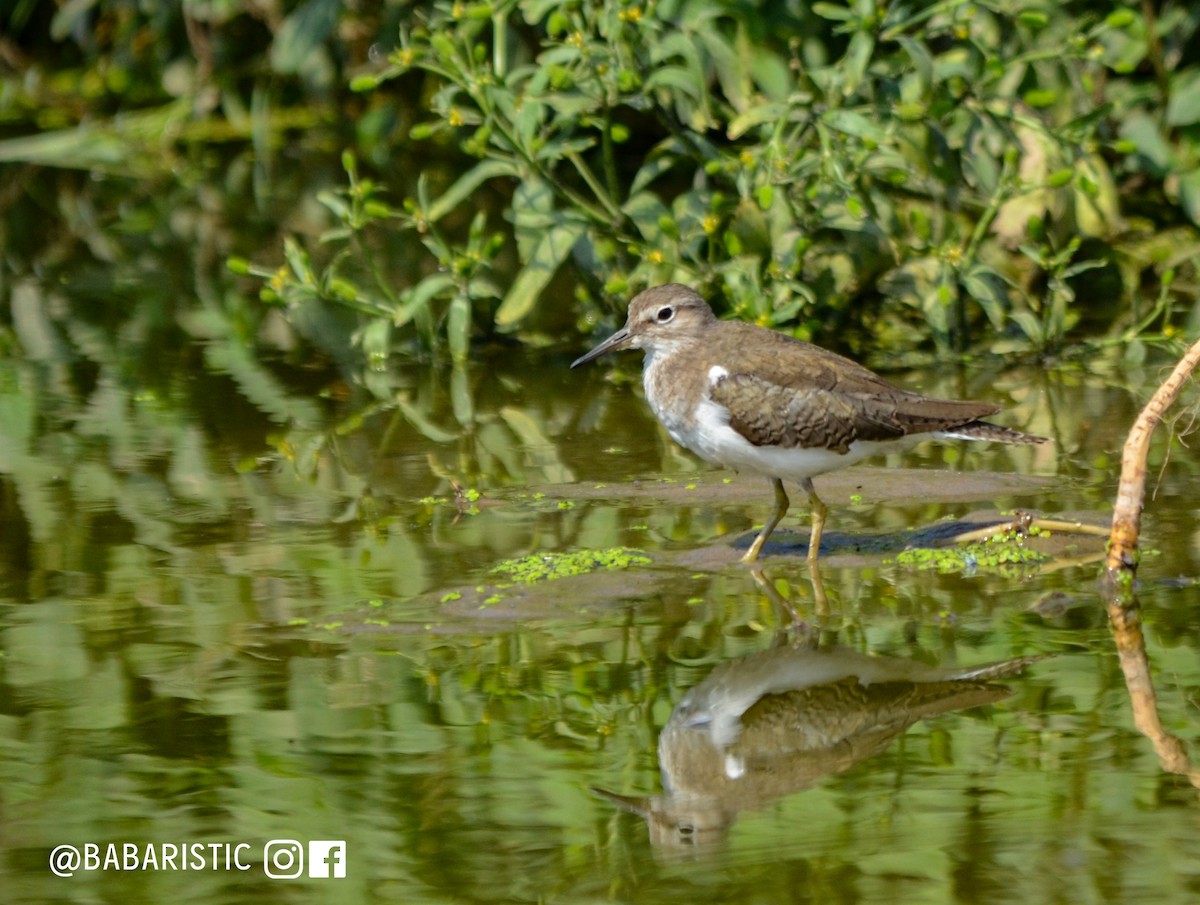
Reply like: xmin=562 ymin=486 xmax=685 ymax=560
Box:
xmin=895 ymin=529 xmax=1050 ymax=574
xmin=557 ymin=500 xmax=576 ymax=510
xmin=440 ymin=591 xmax=463 ymax=602
xmin=491 ymin=547 xmax=651 ymax=583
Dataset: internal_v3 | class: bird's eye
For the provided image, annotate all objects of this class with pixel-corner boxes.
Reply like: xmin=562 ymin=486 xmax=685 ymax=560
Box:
xmin=654 ymin=305 xmax=674 ymax=323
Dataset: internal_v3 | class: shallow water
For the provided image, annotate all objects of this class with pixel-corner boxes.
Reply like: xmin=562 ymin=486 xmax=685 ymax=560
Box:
xmin=2 ymin=316 xmax=1199 ymax=904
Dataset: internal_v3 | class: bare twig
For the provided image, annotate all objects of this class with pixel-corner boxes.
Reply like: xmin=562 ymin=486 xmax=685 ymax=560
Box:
xmin=1104 ymin=339 xmax=1200 ymax=591
xmin=1103 ymin=338 xmax=1200 ymax=792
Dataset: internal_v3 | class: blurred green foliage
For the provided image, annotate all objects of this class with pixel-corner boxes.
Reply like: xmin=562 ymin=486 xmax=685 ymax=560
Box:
xmin=244 ymin=0 xmax=1200 ymax=364
xmin=3 ymin=0 xmax=1200 ymax=369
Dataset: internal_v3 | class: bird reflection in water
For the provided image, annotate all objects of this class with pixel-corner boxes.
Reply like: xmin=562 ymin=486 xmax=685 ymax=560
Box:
xmin=594 ymin=617 xmax=1045 ymax=850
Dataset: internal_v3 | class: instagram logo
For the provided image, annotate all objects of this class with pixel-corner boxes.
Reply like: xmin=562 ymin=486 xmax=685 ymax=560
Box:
xmin=263 ymin=840 xmax=304 ymax=879
xmin=308 ymin=841 xmax=346 ymax=878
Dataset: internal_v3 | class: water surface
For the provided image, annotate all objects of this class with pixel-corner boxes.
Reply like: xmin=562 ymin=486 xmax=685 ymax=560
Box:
xmin=3 ymin=324 xmax=1199 ymax=904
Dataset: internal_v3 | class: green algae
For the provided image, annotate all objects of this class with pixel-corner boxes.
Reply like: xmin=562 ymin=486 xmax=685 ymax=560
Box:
xmin=490 ymin=548 xmax=651 ymax=584
xmin=894 ymin=527 xmax=1051 ymax=574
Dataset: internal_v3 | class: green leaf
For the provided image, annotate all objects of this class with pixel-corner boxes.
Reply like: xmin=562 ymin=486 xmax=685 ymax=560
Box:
xmin=750 ymin=52 xmax=792 ymax=102
xmin=426 ymin=159 xmax=517 ymax=223
xmin=448 ymin=294 xmax=472 ymax=362
xmin=645 ymin=65 xmax=703 ymax=101
xmin=395 ymin=274 xmax=457 ymax=328
xmin=49 ymin=0 xmax=98 ymax=41
xmin=812 ymin=2 xmax=853 ymax=20
xmin=1119 ymin=113 xmax=1176 ymax=172
xmin=728 ymin=103 xmax=791 ymax=140
xmin=1018 ymin=11 xmax=1049 ymax=30
xmin=622 ymin=192 xmax=672 ymax=242
xmin=897 ymin=37 xmax=933 ymax=90
xmin=1009 ymin=309 xmax=1045 ymax=345
xmin=821 ymin=108 xmax=889 ymax=141
xmin=495 ymin=220 xmax=587 ymax=327
xmin=630 ymin=140 xmax=686 ymax=195
xmin=650 ymin=31 xmax=704 ymax=71
xmin=1175 ymin=167 xmax=1200 ymax=227
xmin=696 ymin=27 xmax=749 ymax=112
xmin=1062 ymin=103 xmax=1113 ymax=135
xmin=1046 ymin=169 xmax=1074 ymax=188
xmin=270 ymin=0 xmax=340 ymax=74
xmin=1023 ymin=88 xmax=1057 ymax=108
xmin=534 ymin=137 xmax=597 ymax=161
xmin=283 ymin=237 xmax=316 ymax=285
xmin=536 ymin=92 xmax=598 ymax=118
xmin=844 ymin=31 xmax=876 ymax=94
xmin=524 ymin=0 xmax=568 ymax=24
xmin=513 ymin=177 xmax=558 ymax=260
xmin=730 ymin=197 xmax=771 ymax=255
xmin=960 ymin=265 xmax=1011 ymax=329
xmin=1105 ymin=9 xmax=1136 ymax=29
xmin=1166 ymin=69 xmax=1200 ymax=126
xmin=396 ymin=396 xmax=459 ymax=444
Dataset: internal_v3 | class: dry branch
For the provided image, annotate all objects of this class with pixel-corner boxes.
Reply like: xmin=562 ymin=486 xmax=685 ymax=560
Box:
xmin=1104 ymin=338 xmax=1200 ymax=586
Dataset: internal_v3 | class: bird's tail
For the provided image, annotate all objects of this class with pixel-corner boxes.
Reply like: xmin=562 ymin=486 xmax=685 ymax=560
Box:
xmin=944 ymin=653 xmax=1052 ymax=682
xmin=938 ymin=421 xmax=1050 ymax=445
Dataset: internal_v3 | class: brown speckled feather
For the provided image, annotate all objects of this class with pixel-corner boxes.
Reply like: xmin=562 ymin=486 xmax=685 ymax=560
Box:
xmin=708 ymin=324 xmax=1004 ymax=452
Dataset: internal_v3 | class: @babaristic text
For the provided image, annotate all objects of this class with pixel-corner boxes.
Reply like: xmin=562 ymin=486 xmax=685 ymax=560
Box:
xmin=48 ymin=840 xmax=348 ymax=879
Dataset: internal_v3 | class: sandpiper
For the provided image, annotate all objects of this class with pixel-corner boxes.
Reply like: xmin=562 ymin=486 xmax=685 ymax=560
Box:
xmin=571 ymin=283 xmax=1048 ymax=562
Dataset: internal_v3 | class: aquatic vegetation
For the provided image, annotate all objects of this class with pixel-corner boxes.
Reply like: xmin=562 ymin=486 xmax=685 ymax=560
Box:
xmin=895 ymin=526 xmax=1052 ymax=575
xmin=491 ymin=547 xmax=652 ymax=583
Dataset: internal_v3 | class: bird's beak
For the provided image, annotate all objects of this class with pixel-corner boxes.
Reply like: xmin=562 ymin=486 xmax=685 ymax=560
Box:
xmin=589 ymin=786 xmax=653 ymax=817
xmin=570 ymin=325 xmax=632 ymax=368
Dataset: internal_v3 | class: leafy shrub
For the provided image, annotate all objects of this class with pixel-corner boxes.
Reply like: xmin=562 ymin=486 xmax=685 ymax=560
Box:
xmin=241 ymin=0 xmax=1200 ymax=364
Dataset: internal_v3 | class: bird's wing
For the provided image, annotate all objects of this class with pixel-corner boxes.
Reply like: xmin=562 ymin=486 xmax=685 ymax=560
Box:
xmin=710 ymin=328 xmax=1001 ymax=450
xmin=709 ymin=372 xmax=903 ymax=451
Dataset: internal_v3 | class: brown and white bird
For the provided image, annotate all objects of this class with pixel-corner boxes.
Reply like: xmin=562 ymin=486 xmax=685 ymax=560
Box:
xmin=572 ymin=284 xmax=1048 ymax=562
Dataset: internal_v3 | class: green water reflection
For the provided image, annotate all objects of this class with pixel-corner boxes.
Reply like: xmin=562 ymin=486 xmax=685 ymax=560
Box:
xmin=3 ymin=333 xmax=1199 ymax=904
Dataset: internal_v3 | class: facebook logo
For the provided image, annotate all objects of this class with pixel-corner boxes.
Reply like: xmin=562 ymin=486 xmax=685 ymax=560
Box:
xmin=307 ymin=841 xmax=346 ymax=878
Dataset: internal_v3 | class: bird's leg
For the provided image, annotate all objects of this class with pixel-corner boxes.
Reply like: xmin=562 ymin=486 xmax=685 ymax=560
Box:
xmin=808 ymin=557 xmax=829 ymax=615
xmin=747 ymin=565 xmax=808 ymax=633
xmin=741 ymin=477 xmax=790 ymax=563
xmin=799 ymin=477 xmax=828 ymax=565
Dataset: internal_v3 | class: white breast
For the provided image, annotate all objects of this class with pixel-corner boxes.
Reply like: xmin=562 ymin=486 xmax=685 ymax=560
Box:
xmin=644 ymin=353 xmax=917 ymax=481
